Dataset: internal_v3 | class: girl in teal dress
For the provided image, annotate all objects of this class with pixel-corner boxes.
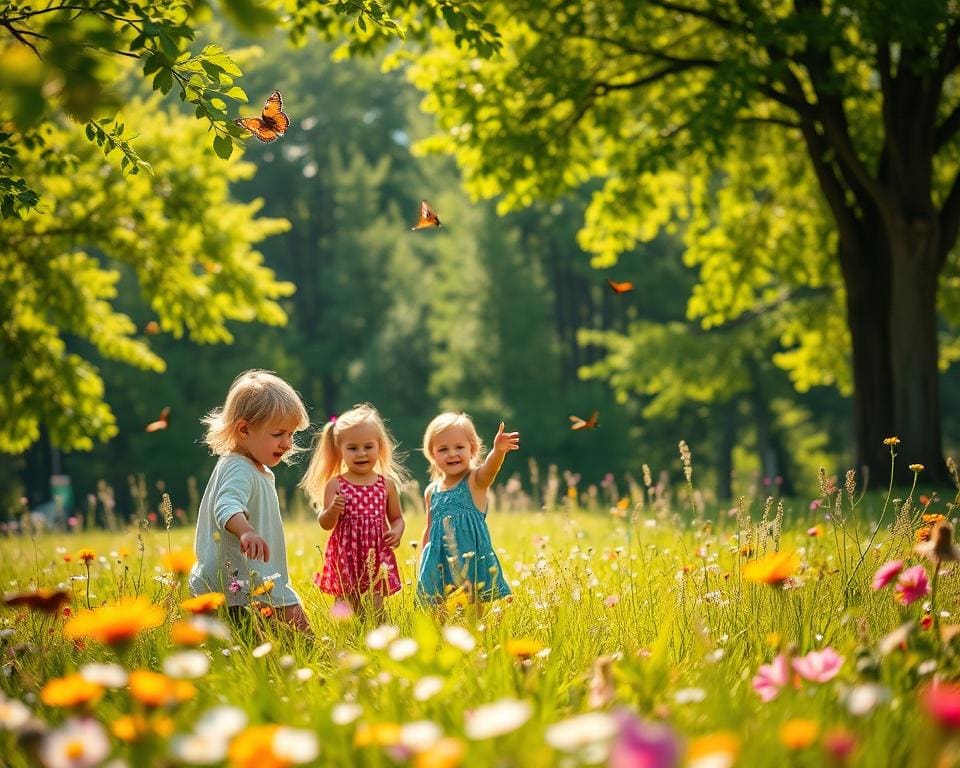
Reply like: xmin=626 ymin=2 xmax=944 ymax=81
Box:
xmin=417 ymin=412 xmax=519 ymax=604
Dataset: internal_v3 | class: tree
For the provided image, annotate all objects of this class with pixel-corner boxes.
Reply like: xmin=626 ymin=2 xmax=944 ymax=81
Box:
xmin=401 ymin=1 xmax=960 ymax=483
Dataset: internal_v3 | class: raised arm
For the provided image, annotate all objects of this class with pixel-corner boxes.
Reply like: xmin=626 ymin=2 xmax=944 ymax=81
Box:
xmin=474 ymin=421 xmax=520 ymax=490
xmin=317 ymin=477 xmax=345 ymax=531
xmin=383 ymin=478 xmax=405 ymax=548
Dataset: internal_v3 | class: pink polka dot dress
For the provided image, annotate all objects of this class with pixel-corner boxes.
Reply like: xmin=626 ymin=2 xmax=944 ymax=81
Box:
xmin=315 ymin=475 xmax=401 ymax=597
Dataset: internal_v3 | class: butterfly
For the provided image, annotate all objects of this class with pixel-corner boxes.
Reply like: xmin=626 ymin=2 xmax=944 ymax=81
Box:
xmin=569 ymin=411 xmax=599 ymax=430
xmin=411 ymin=200 xmax=442 ymax=230
xmin=3 ymin=588 xmax=71 ymax=615
xmin=145 ymin=406 xmax=171 ymax=433
xmin=607 ymin=278 xmax=634 ymax=294
xmin=235 ymin=91 xmax=290 ymax=143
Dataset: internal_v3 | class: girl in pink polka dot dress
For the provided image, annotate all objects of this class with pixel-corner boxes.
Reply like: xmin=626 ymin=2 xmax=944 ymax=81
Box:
xmin=300 ymin=404 xmax=409 ymax=619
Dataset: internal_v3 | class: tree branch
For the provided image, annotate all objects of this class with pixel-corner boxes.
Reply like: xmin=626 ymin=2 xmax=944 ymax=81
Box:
xmin=2 ymin=21 xmax=43 ymax=58
xmin=938 ymin=170 xmax=960 ymax=270
xmin=648 ymin=0 xmax=750 ymax=34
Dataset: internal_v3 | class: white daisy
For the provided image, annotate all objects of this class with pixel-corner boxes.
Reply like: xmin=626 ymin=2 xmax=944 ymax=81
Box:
xmin=365 ymin=624 xmax=399 ymax=650
xmin=162 ymin=650 xmax=211 ymax=679
xmin=544 ymin=712 xmax=617 ymax=752
xmin=413 ymin=676 xmax=445 ymax=702
xmin=273 ymin=727 xmax=319 ymax=763
xmin=79 ymin=663 xmax=127 ymax=689
xmin=464 ymin=699 xmax=532 ymax=740
xmin=388 ymin=638 xmax=419 ymax=661
xmin=40 ymin=718 xmax=110 ymax=768
xmin=442 ymin=625 xmax=476 ymax=652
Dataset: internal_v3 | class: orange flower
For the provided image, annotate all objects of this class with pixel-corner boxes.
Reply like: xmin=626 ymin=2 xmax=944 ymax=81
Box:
xmin=180 ymin=592 xmax=225 ymax=614
xmin=40 ymin=673 xmax=103 ymax=707
xmin=129 ymin=669 xmax=195 ymax=707
xmin=171 ymin=620 xmax=207 ymax=646
xmin=883 ymin=437 xmax=900 ymax=446
xmin=415 ymin=737 xmax=466 ymax=768
xmin=161 ymin=550 xmax=196 ymax=576
xmin=354 ymin=722 xmax=402 ymax=747
xmin=780 ymin=719 xmax=819 ymax=750
xmin=112 ymin=715 xmax=148 ymax=742
xmin=76 ymin=548 xmax=97 ymax=564
xmin=229 ymin=724 xmax=286 ymax=768
xmin=688 ymin=731 xmax=740 ymax=763
xmin=505 ymin=638 xmax=544 ymax=659
xmin=64 ymin=597 xmax=165 ymax=645
xmin=807 ymin=525 xmax=824 ymax=538
xmin=742 ymin=551 xmax=800 ymax=586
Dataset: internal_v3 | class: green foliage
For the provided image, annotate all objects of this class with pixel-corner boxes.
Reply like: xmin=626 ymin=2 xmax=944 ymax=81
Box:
xmin=0 ymin=100 xmax=291 ymax=454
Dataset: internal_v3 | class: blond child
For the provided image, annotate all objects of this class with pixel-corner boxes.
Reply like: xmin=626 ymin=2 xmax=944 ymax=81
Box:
xmin=188 ymin=369 xmax=311 ymax=632
xmin=300 ymin=404 xmax=408 ymax=618
xmin=417 ymin=412 xmax=519 ymax=604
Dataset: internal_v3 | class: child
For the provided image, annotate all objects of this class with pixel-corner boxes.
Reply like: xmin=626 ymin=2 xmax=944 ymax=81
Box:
xmin=188 ymin=369 xmax=312 ymax=632
xmin=299 ymin=404 xmax=408 ymax=618
xmin=417 ymin=412 xmax=519 ymax=605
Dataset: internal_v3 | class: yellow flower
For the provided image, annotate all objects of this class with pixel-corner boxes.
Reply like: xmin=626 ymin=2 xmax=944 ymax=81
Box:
xmin=64 ymin=597 xmax=165 ymax=645
xmin=161 ymin=550 xmax=196 ymax=575
xmin=76 ymin=548 xmax=96 ymax=564
xmin=688 ymin=731 xmax=740 ymax=763
xmin=415 ymin=737 xmax=466 ymax=768
xmin=909 ymin=463 xmax=924 ymax=472
xmin=171 ymin=620 xmax=207 ymax=646
xmin=742 ymin=551 xmax=800 ymax=586
xmin=444 ymin=585 xmax=470 ymax=612
xmin=505 ymin=638 xmax=544 ymax=659
xmin=883 ymin=437 xmax=900 ymax=445
xmin=40 ymin=673 xmax=103 ymax=707
xmin=180 ymin=592 xmax=225 ymax=614
xmin=129 ymin=669 xmax=195 ymax=707
xmin=111 ymin=715 xmax=148 ymax=742
xmin=354 ymin=722 xmax=402 ymax=747
xmin=229 ymin=724 xmax=286 ymax=768
xmin=780 ymin=719 xmax=818 ymax=750
xmin=251 ymin=580 xmax=274 ymax=597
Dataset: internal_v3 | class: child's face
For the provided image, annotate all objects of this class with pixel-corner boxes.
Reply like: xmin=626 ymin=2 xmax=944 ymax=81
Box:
xmin=430 ymin=425 xmax=475 ymax=479
xmin=237 ymin=417 xmax=299 ymax=469
xmin=338 ymin=422 xmax=381 ymax=476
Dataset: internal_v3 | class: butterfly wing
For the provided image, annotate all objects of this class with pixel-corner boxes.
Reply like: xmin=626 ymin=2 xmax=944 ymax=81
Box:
xmin=261 ymin=90 xmax=290 ymax=135
xmin=3 ymin=588 xmax=71 ymax=614
xmin=235 ymin=117 xmax=281 ymax=143
xmin=585 ymin=410 xmax=599 ymax=428
xmin=412 ymin=200 xmax=442 ymax=230
xmin=145 ymin=406 xmax=170 ymax=433
xmin=569 ymin=415 xmax=587 ymax=430
xmin=607 ymin=279 xmax=634 ymax=294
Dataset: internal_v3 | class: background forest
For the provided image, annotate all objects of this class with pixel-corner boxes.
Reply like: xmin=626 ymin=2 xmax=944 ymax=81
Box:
xmin=4 ymin=12 xmax=960 ymax=522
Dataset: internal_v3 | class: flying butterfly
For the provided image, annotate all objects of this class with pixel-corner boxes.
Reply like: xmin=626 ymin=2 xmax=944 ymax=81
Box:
xmin=145 ymin=406 xmax=171 ymax=433
xmin=3 ymin=588 xmax=71 ymax=615
xmin=607 ymin=278 xmax=634 ymax=294
xmin=235 ymin=90 xmax=290 ymax=143
xmin=411 ymin=200 xmax=442 ymax=230
xmin=569 ymin=411 xmax=600 ymax=431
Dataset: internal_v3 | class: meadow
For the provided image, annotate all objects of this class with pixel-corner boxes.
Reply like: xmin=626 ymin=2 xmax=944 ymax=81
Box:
xmin=1 ymin=454 xmax=959 ymax=768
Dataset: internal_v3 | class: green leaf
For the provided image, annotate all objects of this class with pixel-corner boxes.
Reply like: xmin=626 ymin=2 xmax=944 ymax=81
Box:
xmin=213 ymin=134 xmax=234 ymax=160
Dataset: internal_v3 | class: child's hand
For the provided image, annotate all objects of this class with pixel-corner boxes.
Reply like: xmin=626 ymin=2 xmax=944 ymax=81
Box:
xmin=330 ymin=493 xmax=346 ymax=516
xmin=239 ymin=531 xmax=270 ymax=562
xmin=492 ymin=421 xmax=520 ymax=454
xmin=384 ymin=520 xmax=404 ymax=549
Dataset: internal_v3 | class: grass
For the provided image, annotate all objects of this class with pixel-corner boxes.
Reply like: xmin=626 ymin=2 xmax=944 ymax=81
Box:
xmin=1 ymin=464 xmax=959 ymax=767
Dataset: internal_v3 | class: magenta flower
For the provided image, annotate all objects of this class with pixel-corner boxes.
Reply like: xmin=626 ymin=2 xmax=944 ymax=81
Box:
xmin=752 ymin=654 xmax=790 ymax=702
xmin=894 ymin=565 xmax=930 ymax=605
xmin=608 ymin=710 xmax=680 ymax=768
xmin=872 ymin=559 xmax=904 ymax=590
xmin=922 ymin=682 xmax=960 ymax=729
xmin=792 ymin=648 xmax=843 ymax=683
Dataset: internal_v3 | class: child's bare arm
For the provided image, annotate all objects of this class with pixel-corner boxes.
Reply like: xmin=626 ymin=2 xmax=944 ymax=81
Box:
xmin=420 ymin=487 xmax=433 ymax=549
xmin=224 ymin=512 xmax=270 ymax=562
xmin=383 ymin=479 xmax=404 ymax=548
xmin=317 ymin=478 xmax=345 ymax=530
xmin=475 ymin=421 xmax=520 ymax=489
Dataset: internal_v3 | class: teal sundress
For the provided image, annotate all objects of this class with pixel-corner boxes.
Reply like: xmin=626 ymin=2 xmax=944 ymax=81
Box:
xmin=417 ymin=473 xmax=512 ymax=602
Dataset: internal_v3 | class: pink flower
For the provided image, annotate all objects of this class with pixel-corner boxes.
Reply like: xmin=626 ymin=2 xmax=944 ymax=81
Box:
xmin=752 ymin=654 xmax=790 ymax=702
xmin=894 ymin=565 xmax=930 ymax=605
xmin=922 ymin=682 xmax=960 ymax=729
xmin=792 ymin=648 xmax=843 ymax=683
xmin=872 ymin=559 xmax=904 ymax=590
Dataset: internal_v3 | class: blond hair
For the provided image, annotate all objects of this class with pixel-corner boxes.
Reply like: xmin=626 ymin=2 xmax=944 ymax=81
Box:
xmin=421 ymin=411 xmax=486 ymax=482
xmin=201 ymin=370 xmax=309 ymax=461
xmin=299 ymin=403 xmax=410 ymax=508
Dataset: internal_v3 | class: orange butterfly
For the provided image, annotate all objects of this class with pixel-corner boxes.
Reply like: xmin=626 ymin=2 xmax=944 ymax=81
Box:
xmin=145 ymin=406 xmax=170 ymax=433
xmin=3 ymin=588 xmax=71 ymax=615
xmin=607 ymin=278 xmax=634 ymax=294
xmin=569 ymin=411 xmax=599 ymax=430
xmin=412 ymin=200 xmax=442 ymax=230
xmin=235 ymin=91 xmax=290 ymax=143
xmin=144 ymin=320 xmax=160 ymax=335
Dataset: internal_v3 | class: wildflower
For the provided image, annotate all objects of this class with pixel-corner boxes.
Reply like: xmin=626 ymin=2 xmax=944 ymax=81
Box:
xmin=129 ymin=669 xmax=195 ymax=707
xmin=64 ymin=597 xmax=165 ymax=645
xmin=921 ymin=681 xmax=960 ymax=729
xmin=915 ymin=520 xmax=960 ymax=563
xmin=822 ymin=728 xmax=857 ymax=763
xmin=251 ymin=580 xmax=274 ymax=597
xmin=414 ymin=737 xmax=465 ymax=768
xmin=180 ymin=592 xmax=225 ymax=614
xmin=877 ymin=623 xmax=914 ymax=656
xmin=464 ymin=699 xmax=532 ymax=739
xmin=331 ymin=703 xmax=363 ymax=725
xmin=687 ymin=731 xmax=739 ymax=768
xmin=883 ymin=437 xmax=900 ymax=445
xmin=40 ymin=718 xmax=110 ymax=768
xmin=0 ymin=696 xmax=31 ymax=731
xmin=229 ymin=724 xmax=282 ymax=768
xmin=780 ymin=719 xmax=818 ymax=749
xmin=195 ymin=706 xmax=248 ymax=738
xmin=355 ymin=722 xmax=403 ymax=747
xmin=752 ymin=654 xmax=790 ymax=702
xmin=170 ymin=732 xmax=229 ymax=764
xmin=872 ymin=560 xmax=905 ymax=590
xmin=505 ymin=638 xmax=543 ymax=660
xmin=442 ymin=626 xmax=476 ymax=653
xmin=40 ymin=674 xmax=103 ymax=708
xmin=792 ymin=648 xmax=843 ymax=683
xmin=922 ymin=612 xmax=934 ymax=630
xmin=79 ymin=663 xmax=127 ymax=689
xmin=742 ymin=551 xmax=800 ymax=586
xmin=329 ymin=600 xmax=354 ymax=621
xmin=366 ymin=625 xmax=400 ymax=650
xmin=894 ymin=565 xmax=930 ymax=605
xmin=414 ymin=676 xmax=445 ymax=702
xmin=171 ymin=619 xmax=207 ymax=646
xmin=388 ymin=638 xmax=419 ymax=661
xmin=252 ymin=642 xmax=273 ymax=659
xmin=161 ymin=550 xmax=196 ymax=575
xmin=111 ymin=714 xmax=150 ymax=742
xmin=544 ymin=712 xmax=617 ymax=752
xmin=909 ymin=463 xmax=924 ymax=472
xmin=162 ymin=650 xmax=211 ymax=679
xmin=608 ymin=710 xmax=680 ymax=768
xmin=444 ymin=585 xmax=470 ymax=612
xmin=273 ymin=727 xmax=319 ymax=764
xmin=604 ymin=594 xmax=621 ymax=608
xmin=807 ymin=525 xmax=824 ymax=538
xmin=76 ymin=549 xmax=96 ymax=564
